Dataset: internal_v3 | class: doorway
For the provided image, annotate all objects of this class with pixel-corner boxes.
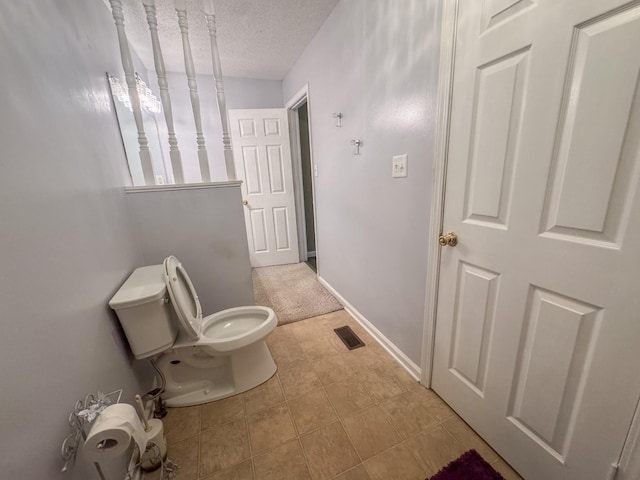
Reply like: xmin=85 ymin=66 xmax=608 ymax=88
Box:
xmin=287 ymin=85 xmax=319 ymax=274
xmin=297 ymin=102 xmax=316 ymax=271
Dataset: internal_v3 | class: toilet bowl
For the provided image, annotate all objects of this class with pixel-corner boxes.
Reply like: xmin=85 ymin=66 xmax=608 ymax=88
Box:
xmin=109 ymin=256 xmax=278 ymax=407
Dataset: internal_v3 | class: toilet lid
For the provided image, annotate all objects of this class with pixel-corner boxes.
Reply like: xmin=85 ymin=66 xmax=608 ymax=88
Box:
xmin=163 ymin=256 xmax=202 ymax=339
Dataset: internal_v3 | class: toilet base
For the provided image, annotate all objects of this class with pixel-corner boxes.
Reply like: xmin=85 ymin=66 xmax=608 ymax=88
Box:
xmin=157 ymin=341 xmax=277 ymax=407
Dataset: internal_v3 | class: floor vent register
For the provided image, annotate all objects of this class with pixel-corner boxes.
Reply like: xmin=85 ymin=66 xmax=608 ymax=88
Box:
xmin=333 ymin=326 xmax=365 ymax=350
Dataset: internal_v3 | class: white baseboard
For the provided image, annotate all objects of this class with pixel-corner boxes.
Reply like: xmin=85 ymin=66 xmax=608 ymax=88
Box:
xmin=318 ymin=275 xmax=422 ymax=381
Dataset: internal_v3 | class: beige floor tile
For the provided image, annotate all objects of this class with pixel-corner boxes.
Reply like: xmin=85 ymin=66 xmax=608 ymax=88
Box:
xmin=363 ymin=443 xmax=426 ymax=480
xmin=299 ymin=334 xmax=341 ymax=360
xmin=377 ymin=362 xmax=418 ymax=390
xmin=269 ymin=341 xmax=308 ymax=370
xmin=164 ymin=406 xmax=201 ymax=446
xmin=300 ymin=422 xmax=361 ymax=480
xmin=341 ymin=347 xmax=386 ymax=375
xmin=243 ymin=374 xmax=285 ymax=415
xmin=288 ymin=318 xmax=328 ymax=340
xmin=200 ymin=419 xmax=251 ymax=477
xmin=380 ymin=390 xmax=438 ymax=439
xmin=342 ymin=405 xmax=401 ymax=460
xmin=253 ymin=439 xmax=311 ymax=480
xmin=144 ymin=434 xmax=198 ymax=480
xmin=357 ymin=367 xmax=407 ymax=402
xmin=201 ymin=395 xmax=245 ymax=431
xmin=491 ymin=459 xmax=523 ymax=480
xmin=160 ymin=312 xmax=511 ymax=480
xmin=278 ymin=361 xmax=323 ymax=399
xmin=325 ymin=379 xmax=375 ymax=418
xmin=312 ymin=354 xmax=356 ymax=386
xmin=202 ymin=460 xmax=254 ymax=480
xmin=405 ymin=425 xmax=465 ymax=475
xmin=410 ymin=387 xmax=457 ymax=422
xmin=442 ymin=416 xmax=498 ymax=463
xmin=247 ymin=403 xmax=297 ymax=453
xmin=288 ymin=388 xmax=338 ymax=434
xmin=332 ymin=465 xmax=371 ymax=480
xmin=267 ymin=325 xmax=296 ymax=346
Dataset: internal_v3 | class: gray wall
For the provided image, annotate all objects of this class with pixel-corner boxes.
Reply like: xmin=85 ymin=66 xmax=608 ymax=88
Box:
xmin=283 ymin=0 xmax=442 ymax=364
xmin=0 ymin=1 xmax=152 ymax=478
xmin=154 ymin=74 xmax=284 ymax=183
xmin=224 ymin=76 xmax=284 ymax=110
xmin=126 ymin=185 xmax=255 ymax=314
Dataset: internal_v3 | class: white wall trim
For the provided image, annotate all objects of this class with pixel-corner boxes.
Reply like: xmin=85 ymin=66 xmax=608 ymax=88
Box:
xmin=420 ymin=0 xmax=459 ymax=388
xmin=318 ymin=275 xmax=421 ymax=381
xmin=125 ymin=180 xmax=242 ymax=194
xmin=285 ymin=84 xmax=310 ymax=110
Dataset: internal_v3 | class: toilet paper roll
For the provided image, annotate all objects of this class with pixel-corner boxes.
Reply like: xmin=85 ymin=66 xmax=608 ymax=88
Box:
xmin=83 ymin=403 xmax=147 ymax=463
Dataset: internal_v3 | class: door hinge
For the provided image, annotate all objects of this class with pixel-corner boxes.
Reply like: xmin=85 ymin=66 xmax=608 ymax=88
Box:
xmin=607 ymin=463 xmax=619 ymax=480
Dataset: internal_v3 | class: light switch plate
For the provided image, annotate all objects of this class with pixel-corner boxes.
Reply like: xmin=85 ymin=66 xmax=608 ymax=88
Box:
xmin=392 ymin=154 xmax=408 ymax=178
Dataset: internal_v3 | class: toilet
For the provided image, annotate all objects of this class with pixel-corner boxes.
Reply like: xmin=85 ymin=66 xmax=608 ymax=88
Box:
xmin=109 ymin=255 xmax=277 ymax=407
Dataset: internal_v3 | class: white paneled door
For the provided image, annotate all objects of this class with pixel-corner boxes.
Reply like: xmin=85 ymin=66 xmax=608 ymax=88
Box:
xmin=229 ymin=109 xmax=299 ymax=267
xmin=432 ymin=1 xmax=640 ymax=479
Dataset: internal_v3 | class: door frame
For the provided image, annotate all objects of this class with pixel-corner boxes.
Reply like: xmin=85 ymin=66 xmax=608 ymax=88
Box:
xmin=421 ymin=0 xmax=640 ymax=471
xmin=285 ymin=84 xmax=320 ymax=271
xmin=420 ymin=0 xmax=458 ymax=388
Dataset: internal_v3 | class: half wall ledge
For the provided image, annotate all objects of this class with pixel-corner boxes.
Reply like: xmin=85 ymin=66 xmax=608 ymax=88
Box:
xmin=125 ymin=180 xmax=242 ymax=194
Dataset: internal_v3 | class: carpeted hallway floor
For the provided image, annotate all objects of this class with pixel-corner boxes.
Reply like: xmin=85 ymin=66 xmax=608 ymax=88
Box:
xmin=252 ymin=262 xmax=343 ymax=325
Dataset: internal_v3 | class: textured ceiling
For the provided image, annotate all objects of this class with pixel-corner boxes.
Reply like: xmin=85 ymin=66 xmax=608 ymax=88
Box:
xmin=117 ymin=0 xmax=339 ymax=80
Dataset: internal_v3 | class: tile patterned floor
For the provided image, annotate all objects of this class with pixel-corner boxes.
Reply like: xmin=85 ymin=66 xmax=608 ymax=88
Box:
xmin=144 ymin=310 xmax=523 ymax=480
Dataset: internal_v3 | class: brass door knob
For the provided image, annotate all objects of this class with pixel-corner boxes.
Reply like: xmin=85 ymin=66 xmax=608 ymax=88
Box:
xmin=242 ymin=200 xmax=248 ymax=206
xmin=439 ymin=232 xmax=458 ymax=247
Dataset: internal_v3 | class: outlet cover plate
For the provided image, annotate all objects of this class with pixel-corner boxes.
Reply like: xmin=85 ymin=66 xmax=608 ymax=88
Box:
xmin=392 ymin=154 xmax=408 ymax=178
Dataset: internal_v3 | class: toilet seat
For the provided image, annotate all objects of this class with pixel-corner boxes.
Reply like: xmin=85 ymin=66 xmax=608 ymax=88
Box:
xmin=198 ymin=306 xmax=277 ymax=352
xmin=163 ymin=255 xmax=203 ymax=339
xmin=163 ymin=256 xmax=277 ymax=353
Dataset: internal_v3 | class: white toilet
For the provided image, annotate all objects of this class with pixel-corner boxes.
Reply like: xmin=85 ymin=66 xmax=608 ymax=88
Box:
xmin=109 ymin=255 xmax=277 ymax=407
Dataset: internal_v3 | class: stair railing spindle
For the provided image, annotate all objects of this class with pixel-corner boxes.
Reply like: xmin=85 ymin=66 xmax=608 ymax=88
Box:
xmin=175 ymin=0 xmax=211 ymax=183
xmin=109 ymin=0 xmax=155 ymax=186
xmin=142 ymin=0 xmax=185 ymax=184
xmin=203 ymin=0 xmax=236 ymax=180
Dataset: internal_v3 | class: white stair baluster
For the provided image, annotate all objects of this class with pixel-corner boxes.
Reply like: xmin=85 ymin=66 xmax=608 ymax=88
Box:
xmin=142 ymin=0 xmax=184 ymax=184
xmin=109 ymin=0 xmax=155 ymax=186
xmin=175 ymin=0 xmax=211 ymax=183
xmin=203 ymin=0 xmax=236 ymax=180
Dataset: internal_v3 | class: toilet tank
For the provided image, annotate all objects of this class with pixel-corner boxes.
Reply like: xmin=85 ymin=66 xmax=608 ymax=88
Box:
xmin=109 ymin=265 xmax=178 ymax=359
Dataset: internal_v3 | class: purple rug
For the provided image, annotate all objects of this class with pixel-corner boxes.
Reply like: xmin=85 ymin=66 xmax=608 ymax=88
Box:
xmin=429 ymin=450 xmax=506 ymax=480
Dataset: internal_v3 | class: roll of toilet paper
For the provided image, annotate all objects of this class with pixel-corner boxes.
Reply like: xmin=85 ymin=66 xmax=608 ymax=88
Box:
xmin=83 ymin=403 xmax=147 ymax=463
